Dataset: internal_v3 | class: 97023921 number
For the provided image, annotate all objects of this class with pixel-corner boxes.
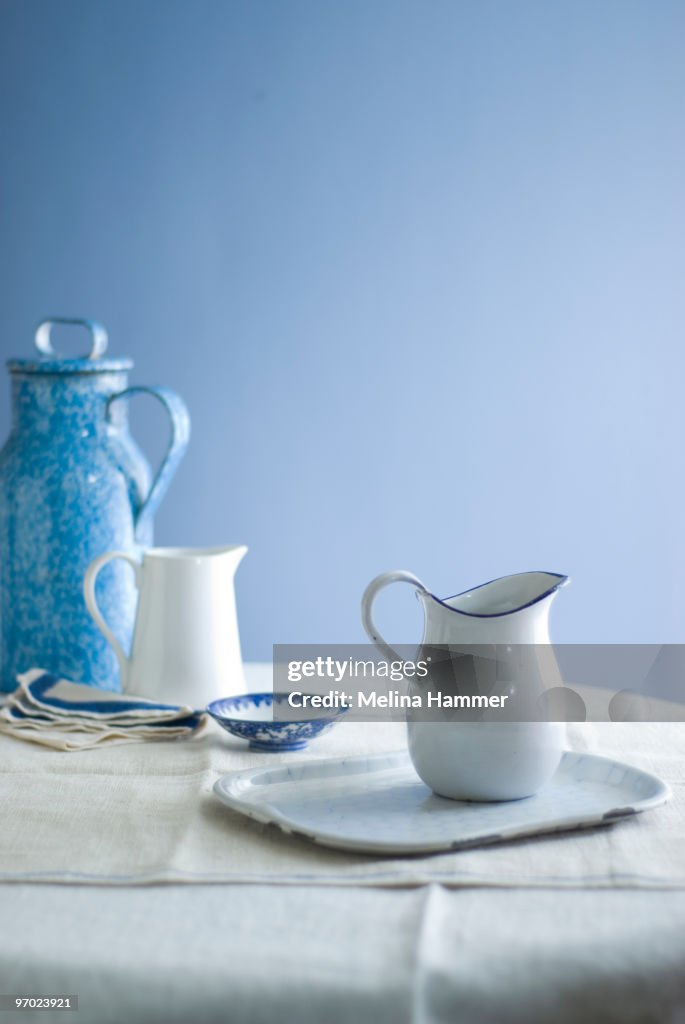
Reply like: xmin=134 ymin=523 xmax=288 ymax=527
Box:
xmin=0 ymin=995 xmax=78 ymax=1011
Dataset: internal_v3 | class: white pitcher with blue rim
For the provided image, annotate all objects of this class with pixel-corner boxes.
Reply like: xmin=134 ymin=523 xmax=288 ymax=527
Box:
xmin=362 ymin=570 xmax=569 ymax=801
xmin=0 ymin=318 xmax=190 ymax=692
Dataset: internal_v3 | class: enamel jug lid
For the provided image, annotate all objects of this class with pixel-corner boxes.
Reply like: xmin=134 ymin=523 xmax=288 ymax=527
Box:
xmin=7 ymin=318 xmax=133 ymax=374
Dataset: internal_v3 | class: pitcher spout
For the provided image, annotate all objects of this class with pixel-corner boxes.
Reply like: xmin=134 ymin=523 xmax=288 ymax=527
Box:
xmin=436 ymin=571 xmax=569 ymax=618
xmin=221 ymin=544 xmax=248 ymax=573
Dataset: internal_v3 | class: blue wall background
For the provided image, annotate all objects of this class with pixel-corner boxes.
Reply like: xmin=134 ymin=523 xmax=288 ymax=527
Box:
xmin=1 ymin=0 xmax=684 ymax=658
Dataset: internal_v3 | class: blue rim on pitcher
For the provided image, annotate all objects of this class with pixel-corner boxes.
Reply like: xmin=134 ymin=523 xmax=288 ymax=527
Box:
xmin=434 ymin=571 xmax=570 ymax=618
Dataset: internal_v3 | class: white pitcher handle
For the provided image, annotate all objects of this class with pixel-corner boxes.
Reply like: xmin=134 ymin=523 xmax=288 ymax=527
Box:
xmin=361 ymin=571 xmax=429 ymax=662
xmin=83 ymin=551 xmax=142 ymax=683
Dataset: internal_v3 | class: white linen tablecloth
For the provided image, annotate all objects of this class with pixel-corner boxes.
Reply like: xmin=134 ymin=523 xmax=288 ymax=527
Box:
xmin=1 ymin=666 xmax=685 ymax=1024
xmin=2 ymin=884 xmax=685 ymax=1024
xmin=0 ymin=691 xmax=682 ymax=887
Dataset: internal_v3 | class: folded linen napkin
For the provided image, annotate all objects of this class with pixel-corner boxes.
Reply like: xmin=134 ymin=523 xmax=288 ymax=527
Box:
xmin=0 ymin=669 xmax=206 ymax=750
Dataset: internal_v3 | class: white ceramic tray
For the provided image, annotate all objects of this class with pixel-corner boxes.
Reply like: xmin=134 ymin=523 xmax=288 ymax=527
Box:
xmin=213 ymin=750 xmax=670 ymax=855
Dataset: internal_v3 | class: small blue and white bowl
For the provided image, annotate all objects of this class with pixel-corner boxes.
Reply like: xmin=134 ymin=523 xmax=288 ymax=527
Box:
xmin=207 ymin=692 xmax=346 ymax=751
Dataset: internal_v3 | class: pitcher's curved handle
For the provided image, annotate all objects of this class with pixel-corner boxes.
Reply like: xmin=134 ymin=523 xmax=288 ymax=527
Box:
xmin=83 ymin=551 xmax=142 ymax=684
xmin=35 ymin=317 xmax=108 ymax=359
xmin=107 ymin=386 xmax=191 ymax=540
xmin=361 ymin=571 xmax=428 ymax=662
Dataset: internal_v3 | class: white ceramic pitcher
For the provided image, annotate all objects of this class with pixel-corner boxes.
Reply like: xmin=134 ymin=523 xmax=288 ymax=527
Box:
xmin=362 ymin=570 xmax=569 ymax=801
xmin=84 ymin=545 xmax=247 ymax=707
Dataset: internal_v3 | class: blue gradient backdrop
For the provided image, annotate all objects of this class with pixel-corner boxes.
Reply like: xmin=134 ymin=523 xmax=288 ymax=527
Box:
xmin=1 ymin=0 xmax=684 ymax=658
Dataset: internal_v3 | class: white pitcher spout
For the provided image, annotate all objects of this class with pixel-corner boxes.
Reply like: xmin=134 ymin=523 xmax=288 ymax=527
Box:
xmin=217 ymin=545 xmax=248 ymax=573
xmin=438 ymin=571 xmax=569 ymax=618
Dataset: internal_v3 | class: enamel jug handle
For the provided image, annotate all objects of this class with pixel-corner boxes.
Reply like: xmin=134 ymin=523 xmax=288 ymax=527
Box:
xmin=35 ymin=317 xmax=108 ymax=359
xmin=107 ymin=386 xmax=191 ymax=541
xmin=83 ymin=551 xmax=142 ymax=687
xmin=361 ymin=571 xmax=429 ymax=662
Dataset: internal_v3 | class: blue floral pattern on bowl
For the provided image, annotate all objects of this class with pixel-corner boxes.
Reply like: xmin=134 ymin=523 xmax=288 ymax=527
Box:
xmin=207 ymin=692 xmax=346 ymax=751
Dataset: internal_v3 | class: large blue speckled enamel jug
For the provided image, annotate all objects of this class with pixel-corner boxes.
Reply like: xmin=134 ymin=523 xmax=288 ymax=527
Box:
xmin=0 ymin=318 xmax=190 ymax=692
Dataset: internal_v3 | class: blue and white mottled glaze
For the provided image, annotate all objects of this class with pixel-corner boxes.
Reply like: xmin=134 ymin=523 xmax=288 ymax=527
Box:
xmin=0 ymin=319 xmax=190 ymax=692
xmin=207 ymin=692 xmax=346 ymax=751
